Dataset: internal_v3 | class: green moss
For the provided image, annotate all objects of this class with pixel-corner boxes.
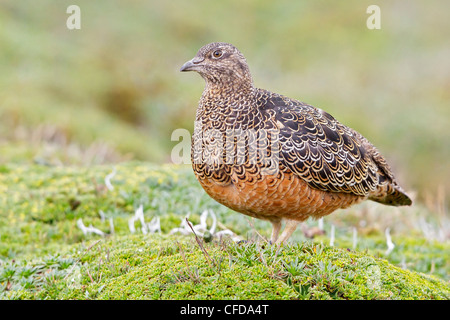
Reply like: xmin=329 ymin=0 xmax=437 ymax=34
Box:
xmin=0 ymin=163 xmax=449 ymax=299
xmin=2 ymin=235 xmax=447 ymax=300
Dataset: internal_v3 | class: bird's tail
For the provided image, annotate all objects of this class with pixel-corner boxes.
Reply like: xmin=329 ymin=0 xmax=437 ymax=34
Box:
xmin=369 ymin=184 xmax=412 ymax=206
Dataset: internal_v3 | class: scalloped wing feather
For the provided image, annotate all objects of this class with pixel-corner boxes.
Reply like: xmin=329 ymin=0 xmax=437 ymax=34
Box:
xmin=257 ymin=89 xmax=411 ymax=205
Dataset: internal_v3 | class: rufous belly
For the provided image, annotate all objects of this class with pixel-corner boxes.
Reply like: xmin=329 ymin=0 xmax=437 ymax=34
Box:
xmin=197 ymin=170 xmax=364 ymax=223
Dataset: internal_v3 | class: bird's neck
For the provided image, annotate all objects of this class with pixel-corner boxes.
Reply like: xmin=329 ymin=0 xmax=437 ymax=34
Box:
xmin=201 ymin=68 xmax=254 ymax=96
xmin=200 ymin=80 xmax=255 ymax=113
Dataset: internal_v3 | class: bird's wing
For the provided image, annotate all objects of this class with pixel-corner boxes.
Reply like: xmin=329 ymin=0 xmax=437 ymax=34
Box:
xmin=257 ymin=90 xmax=382 ymax=197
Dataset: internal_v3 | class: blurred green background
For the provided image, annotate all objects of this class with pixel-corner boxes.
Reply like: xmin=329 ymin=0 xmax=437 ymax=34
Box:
xmin=0 ymin=0 xmax=449 ymax=209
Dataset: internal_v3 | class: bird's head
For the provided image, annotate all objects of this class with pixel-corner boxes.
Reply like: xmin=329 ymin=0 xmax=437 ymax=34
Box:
xmin=180 ymin=42 xmax=253 ymax=91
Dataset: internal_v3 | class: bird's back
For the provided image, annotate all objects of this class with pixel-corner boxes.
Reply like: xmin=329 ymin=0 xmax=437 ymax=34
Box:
xmin=254 ymin=88 xmax=412 ymax=206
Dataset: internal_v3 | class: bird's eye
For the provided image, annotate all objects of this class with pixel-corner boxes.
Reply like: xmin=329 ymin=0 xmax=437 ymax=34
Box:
xmin=212 ymin=50 xmax=223 ymax=59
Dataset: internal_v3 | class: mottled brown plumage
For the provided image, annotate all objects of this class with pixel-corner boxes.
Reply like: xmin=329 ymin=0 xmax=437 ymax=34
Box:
xmin=181 ymin=42 xmax=412 ymax=244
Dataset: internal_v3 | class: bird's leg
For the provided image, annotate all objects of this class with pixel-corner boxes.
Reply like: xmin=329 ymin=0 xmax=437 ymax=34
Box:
xmin=270 ymin=220 xmax=282 ymax=244
xmin=274 ymin=219 xmax=300 ymax=245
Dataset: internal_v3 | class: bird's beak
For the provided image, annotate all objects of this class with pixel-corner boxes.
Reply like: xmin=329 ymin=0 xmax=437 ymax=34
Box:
xmin=180 ymin=57 xmax=203 ymax=72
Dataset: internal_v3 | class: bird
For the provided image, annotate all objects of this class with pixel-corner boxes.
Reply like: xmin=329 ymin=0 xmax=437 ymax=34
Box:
xmin=180 ymin=42 xmax=412 ymax=245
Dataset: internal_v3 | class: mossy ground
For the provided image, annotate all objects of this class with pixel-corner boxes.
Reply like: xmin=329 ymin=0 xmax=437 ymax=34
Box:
xmin=2 ymin=235 xmax=448 ymax=300
xmin=0 ymin=162 xmax=448 ymax=299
